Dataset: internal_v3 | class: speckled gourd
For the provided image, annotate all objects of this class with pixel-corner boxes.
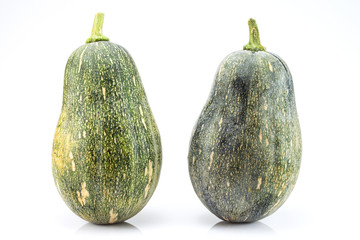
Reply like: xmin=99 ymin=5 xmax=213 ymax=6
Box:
xmin=188 ymin=19 xmax=301 ymax=222
xmin=52 ymin=13 xmax=161 ymax=224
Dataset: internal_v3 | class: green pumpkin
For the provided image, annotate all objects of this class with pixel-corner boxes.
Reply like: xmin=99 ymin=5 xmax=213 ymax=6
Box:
xmin=188 ymin=19 xmax=301 ymax=222
xmin=52 ymin=13 xmax=161 ymax=224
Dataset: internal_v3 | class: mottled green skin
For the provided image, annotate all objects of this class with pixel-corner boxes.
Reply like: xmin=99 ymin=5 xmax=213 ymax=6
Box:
xmin=188 ymin=50 xmax=301 ymax=222
xmin=52 ymin=41 xmax=161 ymax=224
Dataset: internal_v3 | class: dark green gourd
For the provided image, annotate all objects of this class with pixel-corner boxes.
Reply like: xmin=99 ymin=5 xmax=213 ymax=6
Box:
xmin=52 ymin=13 xmax=161 ymax=224
xmin=188 ymin=19 xmax=301 ymax=222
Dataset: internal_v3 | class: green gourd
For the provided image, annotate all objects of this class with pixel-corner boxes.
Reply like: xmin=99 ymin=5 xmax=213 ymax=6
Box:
xmin=188 ymin=19 xmax=301 ymax=222
xmin=52 ymin=13 xmax=161 ymax=224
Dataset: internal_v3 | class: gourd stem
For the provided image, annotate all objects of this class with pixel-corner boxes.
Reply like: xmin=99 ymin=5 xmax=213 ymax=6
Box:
xmin=243 ymin=18 xmax=266 ymax=52
xmin=86 ymin=13 xmax=109 ymax=43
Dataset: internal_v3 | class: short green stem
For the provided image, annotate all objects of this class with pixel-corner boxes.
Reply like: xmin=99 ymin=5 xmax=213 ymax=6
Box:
xmin=86 ymin=13 xmax=109 ymax=43
xmin=243 ymin=18 xmax=266 ymax=52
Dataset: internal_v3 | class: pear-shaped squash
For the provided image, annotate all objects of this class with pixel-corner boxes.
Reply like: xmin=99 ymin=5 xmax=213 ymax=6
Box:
xmin=52 ymin=13 xmax=161 ymax=224
xmin=188 ymin=19 xmax=301 ymax=222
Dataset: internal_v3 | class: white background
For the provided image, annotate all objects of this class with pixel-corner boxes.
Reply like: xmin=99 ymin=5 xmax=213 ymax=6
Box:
xmin=1 ymin=0 xmax=359 ymax=239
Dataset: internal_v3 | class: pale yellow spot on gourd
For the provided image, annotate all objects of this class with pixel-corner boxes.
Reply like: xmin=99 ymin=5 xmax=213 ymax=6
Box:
xmin=259 ymin=130 xmax=262 ymax=143
xmin=133 ymin=76 xmax=137 ymax=86
xmin=264 ymin=104 xmax=268 ymax=110
xmin=77 ymin=182 xmax=89 ymax=206
xmin=109 ymin=209 xmax=118 ymax=224
xmin=226 ymin=181 xmax=230 ymax=187
xmin=139 ymin=105 xmax=144 ymax=116
xmin=218 ymin=65 xmax=224 ymax=76
xmin=72 ymin=160 xmax=76 ymax=171
xmin=219 ymin=117 xmax=223 ymax=127
xmin=79 ymin=95 xmax=82 ymax=101
xmin=78 ymin=45 xmax=88 ymax=73
xmin=69 ymin=151 xmax=73 ymax=159
xmin=78 ymin=132 xmax=81 ymax=139
xmin=144 ymin=161 xmax=153 ymax=198
xmin=269 ymin=62 xmax=273 ymax=72
xmin=208 ymin=151 xmax=214 ymax=170
xmin=218 ymin=117 xmax=223 ymax=132
xmin=266 ymin=139 xmax=269 ymax=146
xmin=256 ymin=177 xmax=262 ymax=189
xmin=82 ymin=131 xmax=86 ymax=138
xmin=142 ymin=118 xmax=147 ymax=130
xmin=223 ymin=216 xmax=230 ymax=222
xmin=192 ymin=156 xmax=195 ymax=164
xmin=144 ymin=184 xmax=150 ymax=199
xmin=199 ymin=149 xmax=202 ymax=154
xmin=148 ymin=161 xmax=153 ymax=180
xmin=102 ymin=87 xmax=106 ymax=100
xmin=278 ymin=190 xmax=283 ymax=196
